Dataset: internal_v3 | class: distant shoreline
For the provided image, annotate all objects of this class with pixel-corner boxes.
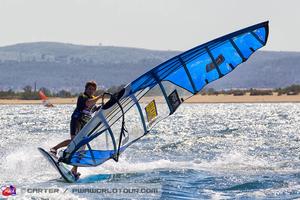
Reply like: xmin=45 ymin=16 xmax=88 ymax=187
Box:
xmin=1 ymin=94 xmax=300 ymax=105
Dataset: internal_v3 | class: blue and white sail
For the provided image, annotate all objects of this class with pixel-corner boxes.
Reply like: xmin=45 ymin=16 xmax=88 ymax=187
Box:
xmin=61 ymin=21 xmax=269 ymax=167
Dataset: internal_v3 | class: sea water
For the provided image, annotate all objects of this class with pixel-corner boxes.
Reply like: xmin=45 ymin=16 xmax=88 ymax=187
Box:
xmin=0 ymin=103 xmax=300 ymax=199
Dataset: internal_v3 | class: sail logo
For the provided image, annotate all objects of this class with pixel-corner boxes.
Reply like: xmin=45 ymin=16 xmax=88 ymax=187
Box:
xmin=1 ymin=185 xmax=16 ymax=196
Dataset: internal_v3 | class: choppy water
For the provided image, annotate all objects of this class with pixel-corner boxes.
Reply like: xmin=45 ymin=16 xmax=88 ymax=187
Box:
xmin=1 ymin=103 xmax=300 ymax=199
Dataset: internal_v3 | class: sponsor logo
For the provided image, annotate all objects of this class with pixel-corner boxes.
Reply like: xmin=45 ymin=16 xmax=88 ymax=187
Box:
xmin=1 ymin=185 xmax=16 ymax=196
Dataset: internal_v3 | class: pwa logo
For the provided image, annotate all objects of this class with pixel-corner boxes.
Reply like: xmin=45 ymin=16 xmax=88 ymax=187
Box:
xmin=1 ymin=185 xmax=16 ymax=196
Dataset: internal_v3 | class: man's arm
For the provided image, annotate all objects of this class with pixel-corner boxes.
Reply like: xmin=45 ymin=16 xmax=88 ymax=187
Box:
xmin=85 ymin=95 xmax=102 ymax=108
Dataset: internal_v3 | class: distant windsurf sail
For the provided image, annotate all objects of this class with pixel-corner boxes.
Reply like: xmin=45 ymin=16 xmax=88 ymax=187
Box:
xmin=39 ymin=90 xmax=54 ymax=107
xmin=61 ymin=21 xmax=269 ymax=167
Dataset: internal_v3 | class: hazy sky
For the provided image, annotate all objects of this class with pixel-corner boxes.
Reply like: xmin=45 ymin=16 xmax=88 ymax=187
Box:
xmin=0 ymin=0 xmax=299 ymax=51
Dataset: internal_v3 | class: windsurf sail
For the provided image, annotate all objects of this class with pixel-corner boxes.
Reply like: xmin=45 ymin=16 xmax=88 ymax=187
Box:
xmin=60 ymin=21 xmax=269 ymax=167
xmin=39 ymin=90 xmax=54 ymax=107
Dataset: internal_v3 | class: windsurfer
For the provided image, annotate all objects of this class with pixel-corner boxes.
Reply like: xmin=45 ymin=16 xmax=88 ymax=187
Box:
xmin=50 ymin=80 xmax=102 ymax=178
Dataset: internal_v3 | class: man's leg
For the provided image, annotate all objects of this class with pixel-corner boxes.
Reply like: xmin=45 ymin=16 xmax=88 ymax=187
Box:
xmin=70 ymin=120 xmax=82 ymax=177
xmin=51 ymin=139 xmax=71 ymax=152
xmin=51 ymin=117 xmax=78 ymax=153
xmin=50 ymin=134 xmax=75 ymax=153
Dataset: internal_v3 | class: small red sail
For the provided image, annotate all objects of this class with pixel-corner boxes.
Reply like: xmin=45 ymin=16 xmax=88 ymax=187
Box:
xmin=39 ymin=90 xmax=54 ymax=107
xmin=39 ymin=90 xmax=48 ymax=100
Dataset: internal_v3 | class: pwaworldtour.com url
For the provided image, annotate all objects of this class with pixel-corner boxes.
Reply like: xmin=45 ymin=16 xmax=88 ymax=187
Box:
xmin=15 ymin=183 xmax=162 ymax=199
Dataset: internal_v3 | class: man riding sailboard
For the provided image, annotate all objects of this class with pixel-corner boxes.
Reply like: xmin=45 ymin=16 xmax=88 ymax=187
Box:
xmin=39 ymin=81 xmax=102 ymax=181
xmin=38 ymin=21 xmax=269 ymax=182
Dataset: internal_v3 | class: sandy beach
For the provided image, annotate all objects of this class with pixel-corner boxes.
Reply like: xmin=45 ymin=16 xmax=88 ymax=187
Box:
xmin=0 ymin=98 xmax=77 ymax=105
xmin=0 ymin=93 xmax=300 ymax=105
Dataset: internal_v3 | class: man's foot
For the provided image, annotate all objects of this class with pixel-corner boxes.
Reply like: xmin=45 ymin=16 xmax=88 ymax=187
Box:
xmin=71 ymin=171 xmax=81 ymax=180
xmin=49 ymin=148 xmax=57 ymax=156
